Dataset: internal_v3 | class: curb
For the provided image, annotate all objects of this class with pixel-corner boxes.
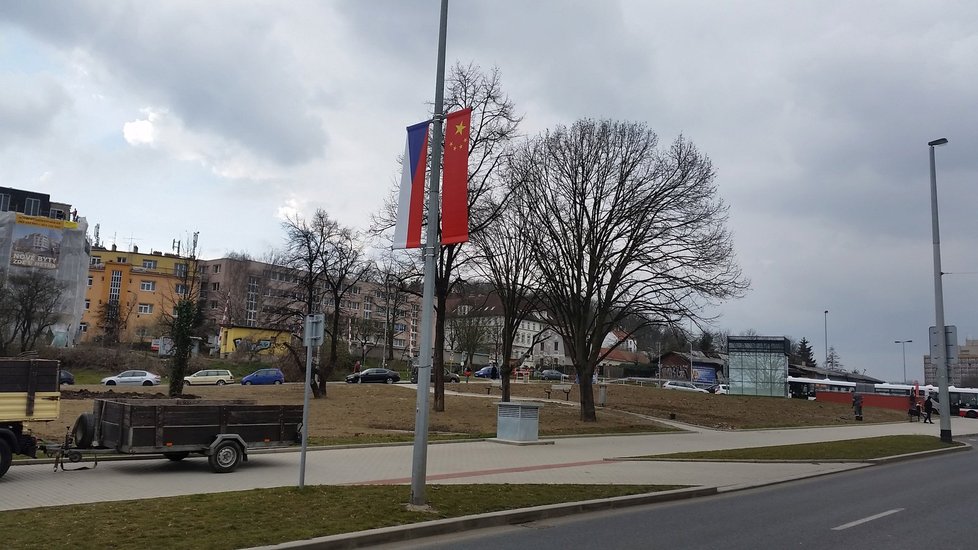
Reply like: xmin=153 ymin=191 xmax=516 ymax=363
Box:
xmin=248 ymin=486 xmax=717 ymax=550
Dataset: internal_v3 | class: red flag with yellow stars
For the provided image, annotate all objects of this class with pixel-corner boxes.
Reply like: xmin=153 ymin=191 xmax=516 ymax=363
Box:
xmin=442 ymin=107 xmax=471 ymax=245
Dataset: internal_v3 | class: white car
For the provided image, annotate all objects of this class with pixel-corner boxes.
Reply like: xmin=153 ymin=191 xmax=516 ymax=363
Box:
xmin=713 ymin=384 xmax=730 ymax=395
xmin=662 ymin=381 xmax=709 ymax=393
xmin=184 ymin=369 xmax=235 ymax=386
xmin=101 ymin=370 xmax=161 ymax=386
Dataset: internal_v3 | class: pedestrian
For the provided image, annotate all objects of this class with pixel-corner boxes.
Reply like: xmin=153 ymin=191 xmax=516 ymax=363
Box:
xmin=924 ymin=395 xmax=934 ymax=423
xmin=464 ymin=367 xmax=471 ymax=383
xmin=353 ymin=360 xmax=361 ymax=373
xmin=852 ymin=393 xmax=864 ymax=421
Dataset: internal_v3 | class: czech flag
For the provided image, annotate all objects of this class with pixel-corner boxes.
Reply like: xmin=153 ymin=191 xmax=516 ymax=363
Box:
xmin=392 ymin=121 xmax=430 ymax=249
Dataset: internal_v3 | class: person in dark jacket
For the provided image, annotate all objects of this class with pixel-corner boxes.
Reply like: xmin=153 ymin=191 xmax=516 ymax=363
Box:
xmin=923 ymin=395 xmax=934 ymax=424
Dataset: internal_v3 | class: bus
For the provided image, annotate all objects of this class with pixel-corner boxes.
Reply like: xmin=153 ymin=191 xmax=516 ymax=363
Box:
xmin=786 ymin=376 xmax=978 ymax=418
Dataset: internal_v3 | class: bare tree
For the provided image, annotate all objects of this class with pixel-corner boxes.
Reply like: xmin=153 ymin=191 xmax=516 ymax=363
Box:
xmin=280 ymin=210 xmax=334 ymax=398
xmin=349 ymin=316 xmax=384 ymax=365
xmin=0 ymin=269 xmax=67 ymax=354
xmin=94 ymin=297 xmax=136 ymax=346
xmin=470 ymin=193 xmax=540 ymax=401
xmin=448 ymin=305 xmax=491 ymax=371
xmin=519 ymin=120 xmax=748 ymax=421
xmin=373 ymin=249 xmax=415 ymax=365
xmin=158 ymin=243 xmax=205 ymax=397
xmin=320 ymin=223 xmax=372 ymax=391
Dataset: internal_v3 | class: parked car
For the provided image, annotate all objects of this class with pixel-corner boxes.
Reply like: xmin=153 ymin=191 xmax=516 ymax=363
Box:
xmin=101 ymin=370 xmax=161 ymax=386
xmin=241 ymin=368 xmax=285 ymax=385
xmin=346 ymin=368 xmax=400 ymax=384
xmin=59 ymin=370 xmax=75 ymax=385
xmin=539 ymin=369 xmax=567 ymax=381
xmin=474 ymin=365 xmax=499 ymax=379
xmin=183 ymin=369 xmax=235 ymax=386
xmin=410 ymin=367 xmax=460 ymax=384
xmin=662 ymin=381 xmax=709 ymax=393
xmin=710 ymin=384 xmax=730 ymax=395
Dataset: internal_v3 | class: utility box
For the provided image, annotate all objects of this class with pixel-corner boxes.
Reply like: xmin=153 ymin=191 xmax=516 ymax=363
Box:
xmin=598 ymin=383 xmax=608 ymax=406
xmin=496 ymin=402 xmax=542 ymax=442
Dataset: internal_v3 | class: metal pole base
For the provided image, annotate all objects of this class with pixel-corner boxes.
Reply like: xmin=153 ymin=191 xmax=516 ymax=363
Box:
xmin=940 ymin=429 xmax=952 ymax=443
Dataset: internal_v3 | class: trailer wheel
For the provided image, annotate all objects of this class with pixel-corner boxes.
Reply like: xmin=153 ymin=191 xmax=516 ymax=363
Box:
xmin=209 ymin=441 xmax=242 ymax=473
xmin=72 ymin=413 xmax=96 ymax=449
xmin=0 ymin=439 xmax=12 ymax=478
xmin=164 ymin=452 xmax=190 ymax=461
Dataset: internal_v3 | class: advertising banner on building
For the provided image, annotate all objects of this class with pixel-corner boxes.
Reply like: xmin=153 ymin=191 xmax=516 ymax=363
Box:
xmin=9 ymin=213 xmax=72 ymax=269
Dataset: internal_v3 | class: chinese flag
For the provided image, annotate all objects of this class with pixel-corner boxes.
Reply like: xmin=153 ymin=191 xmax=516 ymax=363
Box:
xmin=442 ymin=107 xmax=471 ymax=245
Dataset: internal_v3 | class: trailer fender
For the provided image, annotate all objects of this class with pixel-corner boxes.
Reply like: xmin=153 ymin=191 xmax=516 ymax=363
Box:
xmin=206 ymin=434 xmax=248 ymax=459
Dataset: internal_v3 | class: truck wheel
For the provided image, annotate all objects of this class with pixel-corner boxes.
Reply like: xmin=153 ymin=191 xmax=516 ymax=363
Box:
xmin=0 ymin=439 xmax=12 ymax=479
xmin=164 ymin=452 xmax=190 ymax=461
xmin=209 ymin=441 xmax=242 ymax=473
xmin=72 ymin=413 xmax=96 ymax=449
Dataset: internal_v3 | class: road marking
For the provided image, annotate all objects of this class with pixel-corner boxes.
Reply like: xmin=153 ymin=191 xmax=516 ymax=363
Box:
xmin=832 ymin=509 xmax=904 ymax=531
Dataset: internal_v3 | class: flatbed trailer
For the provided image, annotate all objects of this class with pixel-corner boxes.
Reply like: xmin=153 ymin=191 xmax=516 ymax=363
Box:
xmin=64 ymin=397 xmax=304 ymax=473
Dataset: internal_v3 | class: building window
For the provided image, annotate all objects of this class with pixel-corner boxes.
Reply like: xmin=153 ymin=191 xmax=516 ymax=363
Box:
xmin=87 ymin=276 xmax=93 ymax=287
xmin=142 ymin=259 xmax=157 ymax=269
xmin=138 ymin=303 xmax=153 ymax=314
xmin=116 ymin=257 xmax=127 ymax=263
xmin=24 ymin=197 xmax=40 ymax=216
xmin=109 ymin=270 xmax=122 ymax=302
xmin=211 ymin=282 xmax=220 ymax=291
xmin=84 ymin=300 xmax=90 ymax=310
xmin=554 ymin=341 xmax=559 ymax=351
xmin=393 ymin=338 xmax=406 ymax=349
xmin=210 ymin=300 xmax=218 ymax=309
xmin=79 ymin=322 xmax=88 ymax=333
xmin=176 ymin=283 xmax=188 ymax=296
xmin=213 ymin=264 xmax=222 ymax=274
xmin=174 ymin=263 xmax=188 ymax=278
xmin=351 ymin=286 xmax=360 ymax=295
xmin=91 ymin=256 xmax=101 ymax=265
xmin=245 ymin=276 xmax=259 ymax=327
xmin=140 ymin=280 xmax=155 ymax=291
xmin=200 ymin=265 xmax=209 ymax=274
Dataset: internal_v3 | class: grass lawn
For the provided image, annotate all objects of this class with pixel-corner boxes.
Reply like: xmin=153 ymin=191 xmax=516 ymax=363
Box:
xmin=633 ymin=435 xmax=963 ymax=461
xmin=0 ymin=484 xmax=683 ymax=550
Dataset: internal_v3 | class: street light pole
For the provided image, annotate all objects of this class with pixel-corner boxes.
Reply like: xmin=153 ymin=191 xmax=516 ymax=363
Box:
xmin=894 ymin=339 xmax=912 ymax=383
xmin=928 ymin=137 xmax=952 ymax=443
xmin=823 ymin=310 xmax=829 ymax=369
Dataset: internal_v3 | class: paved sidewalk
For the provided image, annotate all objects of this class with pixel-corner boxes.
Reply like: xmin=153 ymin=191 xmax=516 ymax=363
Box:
xmin=3 ymin=415 xmax=976 ymax=512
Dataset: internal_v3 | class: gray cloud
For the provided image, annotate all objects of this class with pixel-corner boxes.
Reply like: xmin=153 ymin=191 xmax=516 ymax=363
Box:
xmin=0 ymin=73 xmax=70 ymax=146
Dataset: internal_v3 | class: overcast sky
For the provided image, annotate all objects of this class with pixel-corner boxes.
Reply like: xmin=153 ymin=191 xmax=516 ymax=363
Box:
xmin=2 ymin=1 xmax=977 ymax=382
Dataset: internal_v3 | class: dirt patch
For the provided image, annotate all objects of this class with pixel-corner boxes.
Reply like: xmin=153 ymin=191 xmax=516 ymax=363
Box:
xmin=25 ymin=382 xmax=671 ymax=443
xmin=60 ymin=388 xmax=199 ymax=400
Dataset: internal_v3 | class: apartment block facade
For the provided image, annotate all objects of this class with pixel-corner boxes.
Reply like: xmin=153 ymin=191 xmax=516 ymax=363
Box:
xmin=80 ymin=245 xmax=195 ymax=344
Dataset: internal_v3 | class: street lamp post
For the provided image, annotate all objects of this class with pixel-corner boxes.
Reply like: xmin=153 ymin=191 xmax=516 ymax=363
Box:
xmin=928 ymin=137 xmax=952 ymax=443
xmin=823 ymin=310 xmax=829 ymax=369
xmin=894 ymin=339 xmax=912 ymax=384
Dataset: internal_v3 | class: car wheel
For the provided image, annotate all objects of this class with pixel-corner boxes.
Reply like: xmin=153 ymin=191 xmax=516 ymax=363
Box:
xmin=217 ymin=380 xmax=226 ymax=386
xmin=208 ymin=440 xmax=243 ymax=473
xmin=184 ymin=380 xmax=192 ymax=386
xmin=105 ymin=380 xmax=116 ymax=386
xmin=0 ymin=438 xmax=13 ymax=479
xmin=164 ymin=451 xmax=190 ymax=461
xmin=274 ymin=380 xmax=283 ymax=385
xmin=244 ymin=381 xmax=252 ymax=385
xmin=386 ymin=377 xmax=394 ymax=384
xmin=968 ymin=411 xmax=978 ymax=419
xmin=142 ymin=381 xmax=153 ymax=386
xmin=72 ymin=412 xmax=96 ymax=450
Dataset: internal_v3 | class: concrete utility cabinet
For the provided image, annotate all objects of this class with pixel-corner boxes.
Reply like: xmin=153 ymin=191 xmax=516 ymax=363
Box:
xmin=598 ymin=383 xmax=608 ymax=406
xmin=496 ymin=402 xmax=542 ymax=442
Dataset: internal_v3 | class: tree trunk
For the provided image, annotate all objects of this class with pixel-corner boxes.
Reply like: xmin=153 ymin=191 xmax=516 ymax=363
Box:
xmin=578 ymin=369 xmax=597 ymax=421
xmin=433 ymin=290 xmax=447 ymax=412
xmin=500 ymin=333 xmax=515 ymax=402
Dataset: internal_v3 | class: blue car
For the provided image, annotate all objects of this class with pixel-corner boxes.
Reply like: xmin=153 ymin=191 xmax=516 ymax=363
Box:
xmin=241 ymin=368 xmax=285 ymax=385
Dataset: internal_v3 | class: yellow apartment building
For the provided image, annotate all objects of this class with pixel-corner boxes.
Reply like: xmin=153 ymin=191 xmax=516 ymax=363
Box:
xmin=79 ymin=244 xmax=196 ymax=344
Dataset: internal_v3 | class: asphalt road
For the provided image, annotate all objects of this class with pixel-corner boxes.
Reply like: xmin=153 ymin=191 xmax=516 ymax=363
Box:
xmin=386 ymin=435 xmax=978 ymax=550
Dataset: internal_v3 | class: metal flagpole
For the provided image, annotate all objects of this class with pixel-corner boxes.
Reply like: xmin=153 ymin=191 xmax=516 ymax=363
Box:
xmin=410 ymin=0 xmax=449 ymax=507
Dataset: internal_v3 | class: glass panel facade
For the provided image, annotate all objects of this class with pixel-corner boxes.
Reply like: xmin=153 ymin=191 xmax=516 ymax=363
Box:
xmin=728 ymin=337 xmax=790 ymax=397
